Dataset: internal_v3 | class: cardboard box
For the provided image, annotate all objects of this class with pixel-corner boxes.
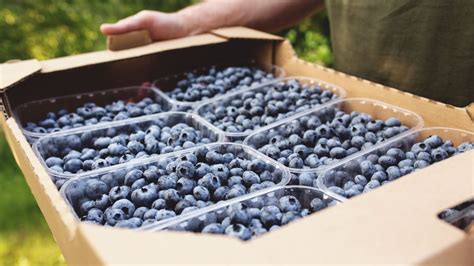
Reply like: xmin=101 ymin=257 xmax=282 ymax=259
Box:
xmin=1 ymin=27 xmax=473 ymax=265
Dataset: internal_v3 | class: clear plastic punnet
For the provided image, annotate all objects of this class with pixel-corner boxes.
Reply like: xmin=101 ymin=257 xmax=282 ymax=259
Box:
xmin=195 ymin=77 xmax=347 ymax=142
xmin=317 ymin=127 xmax=474 ymax=201
xmin=14 ymin=86 xmax=173 ymax=143
xmin=152 ymin=61 xmax=285 ymax=112
xmin=33 ymin=112 xmax=223 ymax=188
xmin=244 ymin=98 xmax=424 ymax=176
xmin=146 ymin=185 xmax=340 ymax=240
xmin=59 ymin=143 xmax=291 ymax=229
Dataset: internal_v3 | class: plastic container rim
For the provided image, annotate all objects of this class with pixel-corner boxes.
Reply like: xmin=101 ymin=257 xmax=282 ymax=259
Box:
xmin=145 ymin=184 xmax=342 ymax=232
xmin=33 ymin=111 xmax=225 ymax=180
xmin=14 ymin=85 xmax=174 ymax=140
xmin=193 ymin=76 xmax=348 ymax=139
xmin=58 ymin=142 xmax=292 ymax=229
xmin=316 ymin=126 xmax=474 ymax=201
xmin=151 ymin=61 xmax=286 ymax=109
xmin=242 ymin=97 xmax=424 ymax=174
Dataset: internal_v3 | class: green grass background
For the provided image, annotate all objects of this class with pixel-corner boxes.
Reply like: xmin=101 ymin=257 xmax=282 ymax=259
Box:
xmin=0 ymin=1 xmax=332 ymax=265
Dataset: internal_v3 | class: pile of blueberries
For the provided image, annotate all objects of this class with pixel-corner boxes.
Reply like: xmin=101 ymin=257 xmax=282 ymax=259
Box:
xmin=249 ymin=106 xmax=409 ymax=170
xmin=320 ymin=135 xmax=474 ymax=198
xmin=24 ymin=97 xmax=165 ymax=134
xmin=199 ymin=79 xmax=339 ymax=133
xmin=163 ymin=66 xmax=276 ymax=102
xmin=41 ymin=120 xmax=212 ymax=178
xmin=63 ymin=145 xmax=286 ymax=228
xmin=169 ymin=192 xmax=337 ymax=240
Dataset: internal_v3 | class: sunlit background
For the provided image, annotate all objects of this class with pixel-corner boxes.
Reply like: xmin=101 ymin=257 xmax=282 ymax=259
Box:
xmin=0 ymin=1 xmax=332 ymax=265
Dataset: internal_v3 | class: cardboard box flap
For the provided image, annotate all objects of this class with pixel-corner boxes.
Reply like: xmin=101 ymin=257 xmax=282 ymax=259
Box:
xmin=38 ymin=33 xmax=227 ymax=73
xmin=211 ymin=26 xmax=283 ymax=41
xmin=466 ymin=102 xmax=474 ymax=122
xmin=107 ymin=30 xmax=152 ymax=51
xmin=0 ymin=59 xmax=42 ymax=92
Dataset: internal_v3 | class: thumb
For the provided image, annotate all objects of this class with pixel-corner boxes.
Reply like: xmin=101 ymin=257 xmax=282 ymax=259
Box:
xmin=101 ymin=11 xmax=155 ymax=35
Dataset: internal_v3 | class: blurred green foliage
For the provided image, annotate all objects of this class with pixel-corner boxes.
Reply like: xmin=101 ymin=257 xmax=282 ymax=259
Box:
xmin=0 ymin=0 xmax=332 ymax=65
xmin=0 ymin=1 xmax=332 ymax=265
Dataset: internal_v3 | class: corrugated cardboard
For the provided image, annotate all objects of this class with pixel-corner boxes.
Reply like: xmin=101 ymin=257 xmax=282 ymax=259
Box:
xmin=0 ymin=27 xmax=473 ymax=265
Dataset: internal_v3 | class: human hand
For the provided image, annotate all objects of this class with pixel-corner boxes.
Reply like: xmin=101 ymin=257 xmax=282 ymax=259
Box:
xmin=100 ymin=10 xmax=191 ymax=41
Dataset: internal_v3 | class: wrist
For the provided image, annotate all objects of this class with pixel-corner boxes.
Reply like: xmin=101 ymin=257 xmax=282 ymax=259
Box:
xmin=175 ymin=8 xmax=208 ymax=36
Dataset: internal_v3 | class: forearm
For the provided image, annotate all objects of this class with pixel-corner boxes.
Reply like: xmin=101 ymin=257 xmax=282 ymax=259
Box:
xmin=177 ymin=0 xmax=325 ymax=35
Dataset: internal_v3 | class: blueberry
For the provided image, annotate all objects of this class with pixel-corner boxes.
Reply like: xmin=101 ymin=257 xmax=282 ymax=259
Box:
xmin=162 ymin=189 xmax=181 ymax=206
xmin=386 ymin=166 xmax=401 ymax=181
xmin=242 ymin=171 xmax=260 ymax=187
xmin=111 ymin=199 xmax=135 ymax=219
xmin=225 ymin=224 xmax=252 ymax=240
xmin=398 ymin=159 xmax=414 ymax=168
xmin=260 ymin=205 xmax=282 ymax=228
xmin=64 ymin=158 xmax=83 ymax=173
xmin=109 ymin=186 xmax=131 ymax=203
xmin=210 ymin=164 xmax=229 ymax=181
xmin=417 ymin=152 xmax=432 ymax=164
xmin=198 ymin=173 xmax=221 ymax=192
xmin=45 ymin=157 xmax=64 ymax=168
xmin=127 ymin=140 xmax=145 ymax=154
xmin=133 ymin=207 xmax=149 ymax=219
xmin=94 ymin=194 xmax=110 ymax=210
xmin=206 ymin=150 xmax=223 ymax=164
xmin=124 ymin=169 xmax=143 ymax=186
xmin=84 ymin=208 xmax=105 ymax=224
xmin=298 ymin=173 xmax=315 ymax=186
xmin=424 ymin=135 xmax=443 ymax=148
xmin=143 ymin=209 xmax=158 ymax=220
xmin=385 ymin=117 xmax=401 ymax=127
xmin=228 ymin=203 xmax=251 ymax=225
xmin=288 ymin=157 xmax=304 ymax=168
xmin=94 ymin=137 xmax=112 ymax=149
xmin=80 ymin=200 xmax=96 ymax=216
xmin=458 ymin=142 xmax=473 ymax=152
xmin=378 ymin=155 xmax=397 ymax=168
xmin=174 ymin=199 xmax=194 ymax=214
xmin=328 ymin=186 xmax=345 ymax=197
xmin=225 ymin=186 xmax=246 ymax=199
xmin=173 ymin=161 xmax=194 ymax=179
xmin=431 ymin=148 xmax=448 ymax=162
xmin=310 ymin=198 xmax=327 ymax=212
xmin=329 ymin=147 xmax=347 ymax=159
xmin=360 ymin=160 xmax=376 ymax=177
xmin=353 ymin=175 xmax=368 ymax=186
xmin=411 ymin=142 xmax=431 ymax=154
xmin=85 ymin=179 xmax=108 ymax=200
xmin=202 ymin=223 xmax=225 ymax=234
xmin=371 ymin=171 xmax=388 ymax=182
xmin=213 ymin=186 xmax=229 ymax=201
xmin=414 ymin=160 xmax=430 ymax=169
xmin=279 ymin=196 xmax=302 ymax=212
xmin=176 ymin=177 xmax=196 ymax=195
xmin=131 ymin=184 xmax=158 ymax=207
xmin=363 ymin=180 xmax=381 ymax=192
xmin=193 ymin=186 xmax=210 ymax=201
xmin=105 ymin=208 xmax=126 ymax=226
xmin=155 ymin=209 xmax=176 ymax=221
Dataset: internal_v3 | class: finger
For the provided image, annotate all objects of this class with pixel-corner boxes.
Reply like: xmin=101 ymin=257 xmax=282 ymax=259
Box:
xmin=100 ymin=11 xmax=154 ymax=35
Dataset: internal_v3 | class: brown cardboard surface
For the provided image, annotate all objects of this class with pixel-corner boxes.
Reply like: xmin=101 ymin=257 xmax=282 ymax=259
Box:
xmin=211 ymin=26 xmax=284 ymax=41
xmin=41 ymin=34 xmax=227 ymax=73
xmin=107 ymin=30 xmax=152 ymax=51
xmin=0 ymin=27 xmax=473 ymax=265
xmin=0 ymin=59 xmax=41 ymax=92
